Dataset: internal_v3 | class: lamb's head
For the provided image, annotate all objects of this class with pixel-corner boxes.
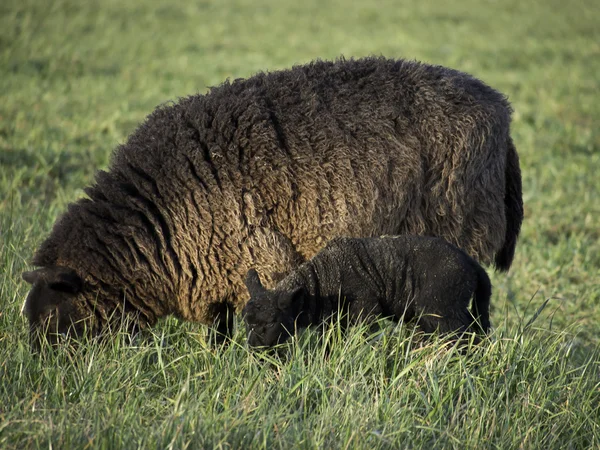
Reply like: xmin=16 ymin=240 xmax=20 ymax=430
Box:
xmin=242 ymin=269 xmax=304 ymax=348
xmin=22 ymin=266 xmax=103 ymax=349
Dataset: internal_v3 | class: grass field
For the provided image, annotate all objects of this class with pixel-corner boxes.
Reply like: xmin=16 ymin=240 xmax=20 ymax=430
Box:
xmin=1 ymin=0 xmax=599 ymax=448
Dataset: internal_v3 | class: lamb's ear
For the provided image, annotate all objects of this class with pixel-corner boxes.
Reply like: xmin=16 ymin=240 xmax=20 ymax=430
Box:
xmin=245 ymin=269 xmax=265 ymax=295
xmin=277 ymin=287 xmax=304 ymax=311
xmin=22 ymin=266 xmax=82 ymax=294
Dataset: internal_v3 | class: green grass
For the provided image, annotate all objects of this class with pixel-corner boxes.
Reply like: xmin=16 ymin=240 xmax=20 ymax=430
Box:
xmin=1 ymin=0 xmax=599 ymax=448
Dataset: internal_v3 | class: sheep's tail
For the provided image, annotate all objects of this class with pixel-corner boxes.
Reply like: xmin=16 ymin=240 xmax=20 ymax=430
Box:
xmin=470 ymin=260 xmax=492 ymax=334
xmin=494 ymin=136 xmax=524 ymax=272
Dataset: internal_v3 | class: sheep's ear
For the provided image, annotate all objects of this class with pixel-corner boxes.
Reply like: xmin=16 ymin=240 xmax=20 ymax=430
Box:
xmin=22 ymin=266 xmax=82 ymax=294
xmin=277 ymin=287 xmax=304 ymax=311
xmin=22 ymin=270 xmax=43 ymax=285
xmin=245 ymin=269 xmax=265 ymax=295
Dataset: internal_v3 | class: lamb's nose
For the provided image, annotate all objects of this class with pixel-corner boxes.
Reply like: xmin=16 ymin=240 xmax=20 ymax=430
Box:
xmin=246 ymin=329 xmax=255 ymax=345
xmin=247 ymin=330 xmax=262 ymax=348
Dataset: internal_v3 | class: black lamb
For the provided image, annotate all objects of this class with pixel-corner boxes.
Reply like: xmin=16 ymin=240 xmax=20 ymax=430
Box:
xmin=243 ymin=236 xmax=492 ymax=347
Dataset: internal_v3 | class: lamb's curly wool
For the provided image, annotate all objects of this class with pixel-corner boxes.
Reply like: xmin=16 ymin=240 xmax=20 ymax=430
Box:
xmin=242 ymin=236 xmax=492 ymax=348
xmin=22 ymin=56 xmax=523 ymax=344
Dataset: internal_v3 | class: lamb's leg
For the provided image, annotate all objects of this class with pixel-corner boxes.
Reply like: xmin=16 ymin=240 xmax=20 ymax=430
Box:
xmin=417 ymin=306 xmax=473 ymax=338
xmin=416 ymin=283 xmax=481 ymax=343
xmin=419 ymin=309 xmax=485 ymax=351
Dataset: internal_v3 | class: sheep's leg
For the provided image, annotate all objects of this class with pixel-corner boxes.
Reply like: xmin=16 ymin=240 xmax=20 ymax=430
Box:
xmin=209 ymin=302 xmax=235 ymax=346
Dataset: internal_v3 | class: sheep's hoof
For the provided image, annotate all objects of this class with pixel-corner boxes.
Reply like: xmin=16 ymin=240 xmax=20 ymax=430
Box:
xmin=208 ymin=328 xmax=231 ymax=347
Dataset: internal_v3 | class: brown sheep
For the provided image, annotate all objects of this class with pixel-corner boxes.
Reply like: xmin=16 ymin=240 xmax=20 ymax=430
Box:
xmin=21 ymin=56 xmax=523 ymax=348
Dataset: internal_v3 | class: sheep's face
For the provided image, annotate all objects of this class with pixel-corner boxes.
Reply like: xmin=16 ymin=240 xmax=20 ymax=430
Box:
xmin=22 ymin=266 xmax=100 ymax=350
xmin=243 ymin=269 xmax=303 ymax=348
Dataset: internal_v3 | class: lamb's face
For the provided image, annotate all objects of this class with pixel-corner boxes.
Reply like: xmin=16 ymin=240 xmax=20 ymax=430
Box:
xmin=22 ymin=266 xmax=100 ymax=350
xmin=243 ymin=269 xmax=301 ymax=348
xmin=242 ymin=296 xmax=295 ymax=348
